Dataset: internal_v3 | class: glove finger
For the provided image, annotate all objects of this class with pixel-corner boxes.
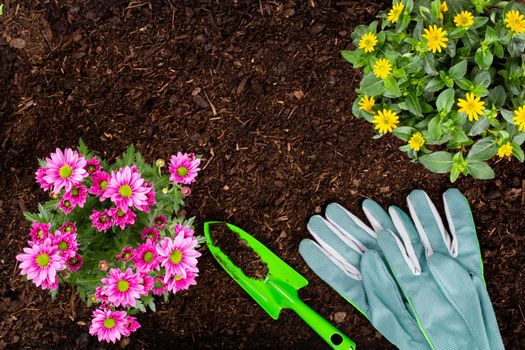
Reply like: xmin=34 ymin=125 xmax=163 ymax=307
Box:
xmin=388 ymin=205 xmax=425 ymax=274
xmin=442 ymin=188 xmax=483 ymax=276
xmin=362 ymin=199 xmax=397 ymax=234
xmin=307 ymin=215 xmax=363 ymax=274
xmin=377 ymin=229 xmax=418 ymax=286
xmin=428 ymin=253 xmax=490 ymax=349
xmin=361 ymin=250 xmax=431 ymax=349
xmin=299 ymin=239 xmax=369 ymax=316
xmin=325 ymin=203 xmax=379 ymax=251
xmin=407 ymin=189 xmax=453 ymax=257
xmin=471 ymin=276 xmax=505 ymax=350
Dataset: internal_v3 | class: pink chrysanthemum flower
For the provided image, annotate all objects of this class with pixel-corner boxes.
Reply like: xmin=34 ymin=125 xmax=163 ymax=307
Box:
xmin=125 ymin=316 xmax=141 ymax=334
xmin=95 ymin=286 xmax=109 ymax=303
xmin=16 ymin=238 xmax=66 ymax=290
xmin=153 ymin=215 xmax=167 ymax=229
xmin=116 ymin=246 xmax=134 ymax=262
xmin=141 ymin=227 xmax=160 ymax=242
xmin=102 ymin=166 xmax=151 ymax=211
xmin=151 ymin=276 xmax=167 ymax=296
xmin=140 ymin=185 xmax=156 ymax=213
xmin=156 ymin=235 xmax=201 ymax=283
xmin=58 ymin=198 xmax=74 ymax=214
xmin=133 ymin=239 xmax=160 ymax=273
xmin=89 ymin=308 xmax=129 ymax=343
xmin=108 ymin=207 xmax=136 ymax=230
xmin=89 ymin=171 xmax=110 ymax=197
xmin=141 ymin=274 xmax=154 ymax=292
xmin=98 ymin=260 xmax=109 ymax=271
xmin=166 ymin=270 xmax=198 ymax=293
xmin=59 ymin=222 xmax=77 ymax=234
xmin=52 ymin=231 xmax=78 ymax=259
xmin=63 ymin=185 xmax=88 ymax=208
xmin=67 ymin=254 xmax=83 ymax=272
xmin=90 ymin=210 xmax=112 ymax=232
xmin=181 ymin=186 xmax=192 ymax=197
xmin=29 ymin=222 xmax=51 ymax=242
xmin=43 ymin=148 xmax=88 ymax=194
xmin=85 ymin=157 xmax=101 ymax=174
xmin=35 ymin=168 xmax=53 ymax=191
xmin=169 ymin=152 xmax=201 ymax=185
xmin=101 ymin=268 xmax=145 ymax=308
xmin=175 ymin=224 xmax=194 ymax=238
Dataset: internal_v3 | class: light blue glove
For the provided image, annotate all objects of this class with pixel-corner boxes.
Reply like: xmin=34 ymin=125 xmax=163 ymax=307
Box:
xmin=372 ymin=188 xmax=504 ymax=350
xmin=299 ymin=202 xmax=431 ymax=349
xmin=300 ymin=189 xmax=504 ymax=350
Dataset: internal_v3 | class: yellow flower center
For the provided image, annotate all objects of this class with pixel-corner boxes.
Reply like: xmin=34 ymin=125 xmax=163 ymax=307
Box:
xmin=59 ymin=165 xmax=73 ymax=179
xmin=58 ymin=241 xmax=68 ymax=251
xmin=104 ymin=317 xmax=116 ymax=329
xmin=117 ymin=280 xmax=130 ymax=292
xmin=119 ymin=185 xmax=133 ymax=198
xmin=36 ymin=253 xmax=50 ymax=267
xmin=37 ymin=230 xmax=44 ymax=237
xmin=99 ymin=180 xmax=108 ymax=190
xmin=175 ymin=275 xmax=183 ymax=281
xmin=71 ymin=188 xmax=80 ymax=196
xmin=143 ymin=251 xmax=154 ymax=262
xmin=177 ymin=166 xmax=189 ymax=177
xmin=63 ymin=200 xmax=71 ymax=208
xmin=170 ymin=250 xmax=183 ymax=264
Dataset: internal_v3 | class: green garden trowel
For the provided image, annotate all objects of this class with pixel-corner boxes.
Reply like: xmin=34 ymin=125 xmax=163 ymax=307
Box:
xmin=203 ymin=221 xmax=356 ymax=350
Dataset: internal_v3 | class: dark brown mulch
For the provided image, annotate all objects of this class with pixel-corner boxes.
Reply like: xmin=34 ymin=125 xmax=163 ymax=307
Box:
xmin=0 ymin=0 xmax=524 ymax=349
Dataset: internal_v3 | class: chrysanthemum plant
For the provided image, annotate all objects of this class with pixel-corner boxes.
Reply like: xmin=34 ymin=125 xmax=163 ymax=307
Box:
xmin=343 ymin=0 xmax=525 ymax=181
xmin=17 ymin=140 xmax=203 ymax=343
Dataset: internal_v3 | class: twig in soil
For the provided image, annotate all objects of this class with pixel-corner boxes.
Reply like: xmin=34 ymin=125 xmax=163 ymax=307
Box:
xmin=69 ymin=291 xmax=77 ymax=321
xmin=203 ymin=91 xmax=217 ymax=116
xmin=201 ymin=148 xmax=215 ymax=170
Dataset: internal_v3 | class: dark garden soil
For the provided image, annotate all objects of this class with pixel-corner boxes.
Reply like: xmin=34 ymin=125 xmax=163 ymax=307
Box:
xmin=0 ymin=0 xmax=524 ymax=349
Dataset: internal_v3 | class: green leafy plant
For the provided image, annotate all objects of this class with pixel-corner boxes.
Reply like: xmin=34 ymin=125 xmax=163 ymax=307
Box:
xmin=343 ymin=0 xmax=525 ymax=181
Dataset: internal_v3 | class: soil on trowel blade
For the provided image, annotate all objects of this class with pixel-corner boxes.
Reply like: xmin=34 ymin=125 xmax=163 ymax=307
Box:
xmin=209 ymin=223 xmax=269 ymax=280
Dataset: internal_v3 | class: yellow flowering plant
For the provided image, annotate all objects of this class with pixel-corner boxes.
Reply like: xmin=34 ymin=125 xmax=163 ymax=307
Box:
xmin=342 ymin=0 xmax=525 ymax=182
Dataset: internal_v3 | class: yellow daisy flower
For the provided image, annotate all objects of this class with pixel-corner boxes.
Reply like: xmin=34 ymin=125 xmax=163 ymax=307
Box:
xmin=373 ymin=59 xmax=392 ymax=79
xmin=439 ymin=1 xmax=448 ymax=20
xmin=373 ymin=109 xmax=399 ymax=134
xmin=457 ymin=93 xmax=485 ymax=121
xmin=359 ymin=32 xmax=378 ymax=53
xmin=497 ymin=143 xmax=513 ymax=158
xmin=408 ymin=132 xmax=425 ymax=151
xmin=505 ymin=10 xmax=525 ymax=34
xmin=422 ymin=25 xmax=448 ymax=53
xmin=454 ymin=11 xmax=474 ymax=28
xmin=513 ymin=105 xmax=525 ymax=131
xmin=387 ymin=2 xmax=404 ymax=23
xmin=358 ymin=96 xmax=375 ymax=113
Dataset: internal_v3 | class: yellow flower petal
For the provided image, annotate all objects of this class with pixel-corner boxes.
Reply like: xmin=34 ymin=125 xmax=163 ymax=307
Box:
xmin=373 ymin=59 xmax=392 ymax=79
xmin=408 ymin=132 xmax=425 ymax=151
xmin=372 ymin=109 xmax=399 ymax=134
xmin=359 ymin=32 xmax=378 ymax=53
xmin=422 ymin=25 xmax=448 ymax=54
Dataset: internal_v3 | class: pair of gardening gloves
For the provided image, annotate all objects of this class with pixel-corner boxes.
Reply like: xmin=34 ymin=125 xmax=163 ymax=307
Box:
xmin=299 ymin=189 xmax=504 ymax=350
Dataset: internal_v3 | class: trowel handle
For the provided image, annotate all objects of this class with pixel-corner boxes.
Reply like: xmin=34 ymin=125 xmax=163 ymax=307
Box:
xmin=291 ymin=298 xmax=356 ymax=350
